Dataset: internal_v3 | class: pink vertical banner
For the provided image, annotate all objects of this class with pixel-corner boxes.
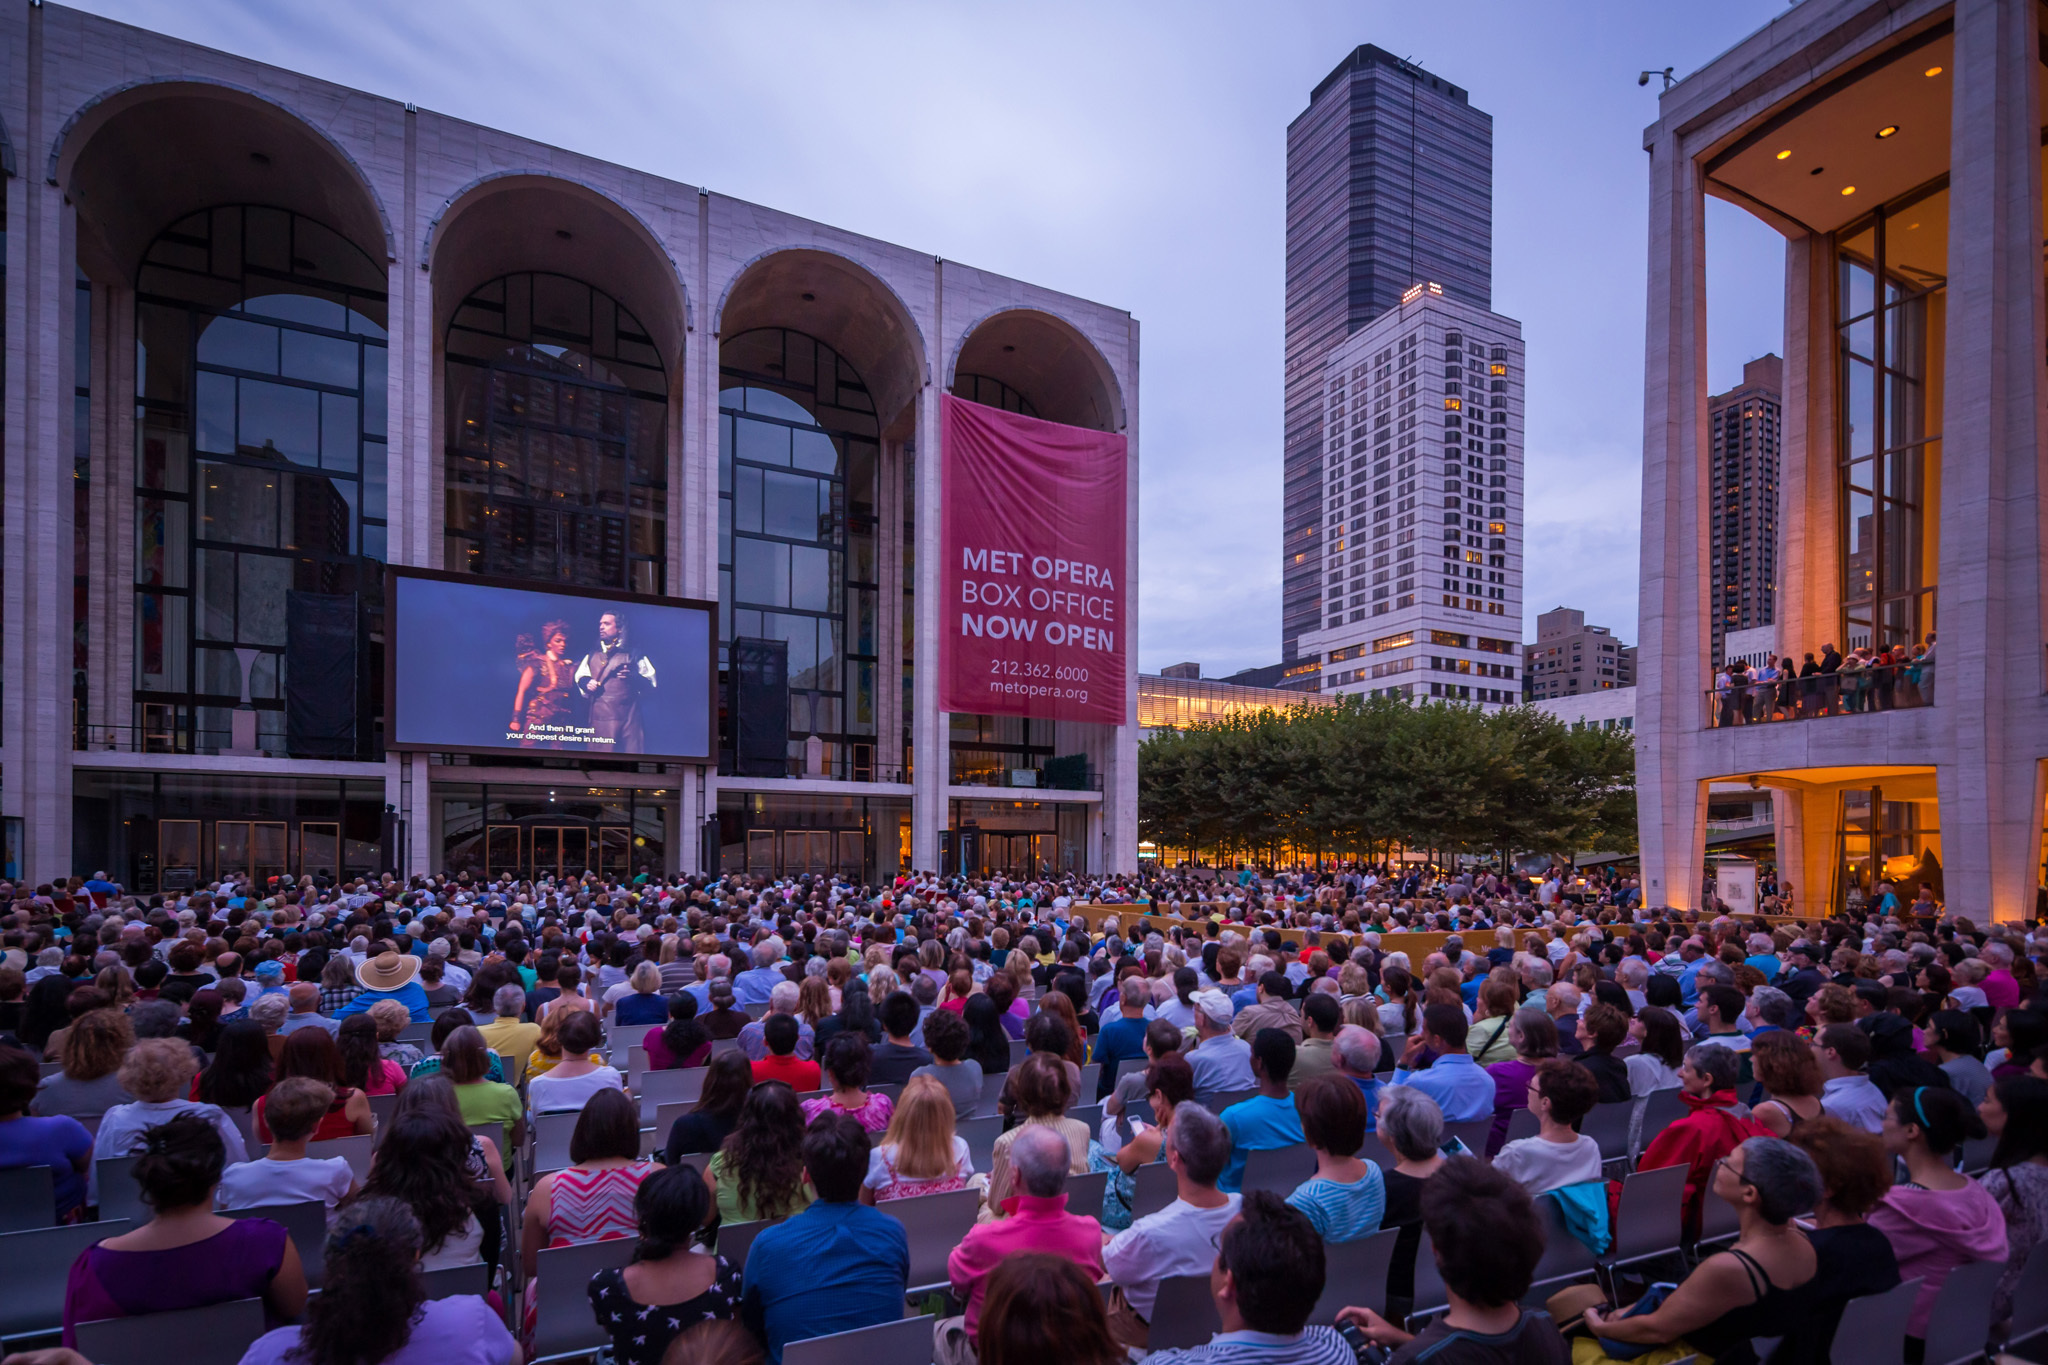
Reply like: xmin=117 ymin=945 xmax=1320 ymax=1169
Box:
xmin=939 ymin=394 xmax=1128 ymax=725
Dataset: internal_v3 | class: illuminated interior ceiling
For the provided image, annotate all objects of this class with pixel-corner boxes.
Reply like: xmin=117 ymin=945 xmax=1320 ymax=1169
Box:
xmin=1704 ymin=25 xmax=1951 ymax=235
xmin=1703 ymin=765 xmax=1938 ymax=798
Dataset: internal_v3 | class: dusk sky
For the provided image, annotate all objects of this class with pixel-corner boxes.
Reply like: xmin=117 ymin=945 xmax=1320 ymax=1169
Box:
xmin=76 ymin=0 xmax=1794 ymax=677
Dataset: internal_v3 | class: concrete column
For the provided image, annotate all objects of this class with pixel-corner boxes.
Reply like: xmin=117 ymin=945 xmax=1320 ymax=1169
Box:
xmin=875 ymin=439 xmax=904 ymax=775
xmin=1936 ymin=0 xmax=2046 ymax=921
xmin=405 ymin=749 xmax=431 ymax=877
xmin=911 ymin=378 xmax=945 ymax=871
xmin=1775 ymin=234 xmax=1837 ymax=665
xmin=90 ymin=284 xmax=137 ymax=749
xmin=1633 ymin=121 xmax=1711 ymax=910
xmin=1102 ymin=313 xmax=1140 ymax=875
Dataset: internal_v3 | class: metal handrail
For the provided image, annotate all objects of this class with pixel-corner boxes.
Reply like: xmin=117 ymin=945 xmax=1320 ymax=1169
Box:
xmin=1703 ymin=659 xmax=1933 ymax=727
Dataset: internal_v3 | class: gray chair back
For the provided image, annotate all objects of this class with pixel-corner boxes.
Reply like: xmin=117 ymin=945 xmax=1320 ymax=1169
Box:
xmin=1406 ymin=1230 xmax=1450 ymax=1330
xmin=973 ymin=1070 xmax=1010 ymax=1119
xmin=783 ymin=1313 xmax=937 ymax=1365
xmin=0 ymin=1219 xmax=132 ymax=1339
xmin=367 ymin=1092 xmax=399 ymax=1145
xmin=1956 ymin=1132 xmax=1998 ymax=1177
xmin=1694 ymin=1178 xmax=1741 ymax=1252
xmin=75 ymin=1296 xmax=266 ymax=1365
xmin=1376 ymin=1037 xmax=1404 ymax=1072
xmin=224 ymin=1200 xmax=330 ymax=1289
xmin=711 ymin=1037 xmax=745 ymax=1058
xmin=532 ymin=1111 xmax=580 ymax=1174
xmin=0 ymin=1165 xmax=56 ymax=1232
xmin=421 ymin=1260 xmax=492 ymax=1300
xmin=397 ymin=1022 xmax=434 ymax=1045
xmin=305 ymin=1134 xmax=374 ymax=1184
xmin=1310 ymin=1227 xmax=1400 ymax=1323
xmin=1441 ymin=1119 xmax=1492 ymax=1155
xmin=610 ymin=1022 xmax=658 ymax=1060
xmin=958 ymin=1114 xmax=1004 ymax=1170
xmin=1637 ymin=1087 xmax=1687 ymax=1150
xmin=1919 ymin=1257 xmax=2006 ymax=1365
xmin=1504 ymin=1107 xmax=1540 ymax=1144
xmin=1581 ymin=1101 xmax=1634 ymax=1164
xmin=714 ymin=1217 xmax=783 ymax=1273
xmin=1065 ymin=1169 xmax=1109 ymax=1222
xmin=1359 ymin=1132 xmax=1397 ymax=1168
xmin=1600 ymin=1163 xmax=1687 ymax=1287
xmin=1147 ymin=1274 xmax=1222 ymax=1350
xmin=1201 ymin=1088 xmax=1254 ymax=1114
xmin=1827 ymin=1275 xmax=1922 ymax=1365
xmin=1008 ymin=1037 xmax=1029 ymax=1068
xmin=1239 ymin=1142 xmax=1316 ymax=1197
xmin=2001 ymin=1238 xmax=2048 ymax=1352
xmin=1524 ymin=1189 xmax=1599 ymax=1300
xmin=1065 ymin=1102 xmax=1104 ymax=1132
xmin=878 ymin=1186 xmax=980 ymax=1290
xmin=639 ymin=1066 xmax=708 ymax=1120
xmin=531 ymin=1237 xmax=637 ymax=1362
xmin=95 ymin=1154 xmax=147 ymax=1224
xmin=1074 ymin=1064 xmax=1100 ymax=1104
xmin=1130 ymin=1159 xmax=1178 ymax=1221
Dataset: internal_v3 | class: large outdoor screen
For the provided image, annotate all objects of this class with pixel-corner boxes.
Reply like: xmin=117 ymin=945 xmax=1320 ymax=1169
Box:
xmin=388 ymin=570 xmax=714 ymax=762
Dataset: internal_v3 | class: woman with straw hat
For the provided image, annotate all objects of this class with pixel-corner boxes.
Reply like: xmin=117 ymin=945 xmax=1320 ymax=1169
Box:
xmin=335 ymin=951 xmax=430 ymax=1023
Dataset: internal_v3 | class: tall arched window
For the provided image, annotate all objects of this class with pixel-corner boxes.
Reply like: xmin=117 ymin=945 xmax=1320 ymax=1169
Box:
xmin=445 ymin=273 xmax=667 ymax=593
xmin=952 ymin=374 xmax=1039 ymax=418
xmin=133 ymin=206 xmax=389 ymax=758
xmin=718 ymin=328 xmax=879 ymax=778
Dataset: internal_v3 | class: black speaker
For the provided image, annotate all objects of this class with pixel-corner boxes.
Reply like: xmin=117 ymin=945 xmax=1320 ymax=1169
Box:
xmin=286 ymin=591 xmax=358 ymax=758
xmin=379 ymin=811 xmax=405 ymax=875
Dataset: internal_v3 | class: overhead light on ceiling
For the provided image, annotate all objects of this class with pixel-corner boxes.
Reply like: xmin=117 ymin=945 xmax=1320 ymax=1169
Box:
xmin=1775 ymin=149 xmax=1792 ymax=160
xmin=1924 ymin=65 xmax=1943 ymax=77
xmin=800 ymin=292 xmax=815 ymax=302
xmin=1841 ymin=185 xmax=1857 ymax=196
xmin=1809 ymin=166 xmax=1825 ymax=176
xmin=1876 ymin=125 xmax=1899 ymax=138
xmin=555 ymin=229 xmax=572 ymax=240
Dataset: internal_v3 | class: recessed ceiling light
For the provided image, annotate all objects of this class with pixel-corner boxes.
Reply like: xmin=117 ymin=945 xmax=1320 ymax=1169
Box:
xmin=1907 ymin=222 xmax=1920 ymax=230
xmin=1841 ymin=185 xmax=1857 ymax=196
xmin=1776 ymin=149 xmax=1792 ymax=160
xmin=1877 ymin=125 xmax=1899 ymax=138
xmin=1924 ymin=65 xmax=1943 ymax=77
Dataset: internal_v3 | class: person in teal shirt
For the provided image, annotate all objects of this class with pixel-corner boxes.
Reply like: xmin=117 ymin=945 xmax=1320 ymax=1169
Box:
xmin=1218 ymin=1029 xmax=1305 ymax=1193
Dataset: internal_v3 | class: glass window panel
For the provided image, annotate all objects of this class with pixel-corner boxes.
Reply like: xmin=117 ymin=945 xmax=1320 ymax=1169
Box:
xmin=135 ymin=591 xmax=188 ymax=690
xmin=818 ymin=618 xmax=843 ymax=681
xmin=196 ymin=372 xmax=237 ymax=453
xmin=734 ymin=609 xmax=762 ymax=641
xmin=720 ymin=414 xmax=734 ymax=473
xmin=763 ymin=470 xmax=819 ymax=540
xmin=1845 ymin=485 xmax=1876 ymax=601
xmin=791 ymin=428 xmax=838 ymax=474
xmin=321 ymin=394 xmax=359 ymax=472
xmin=1839 ymin=224 xmax=1875 ymax=320
xmin=243 ymin=291 xmax=348 ymax=331
xmin=249 ymin=653 xmax=280 ymax=702
xmin=770 ymin=613 xmax=820 ymax=678
xmin=363 ymin=442 xmax=387 ymax=520
xmin=1880 ymin=499 xmax=1919 ymax=595
xmin=736 ymin=466 xmax=763 ymax=534
xmin=136 ymin=497 xmax=189 ymax=588
xmin=362 ymin=346 xmax=388 ymax=436
xmin=196 ymin=549 xmax=237 ymax=641
xmin=196 ymin=316 xmax=278 ymax=374
xmin=283 ymin=470 xmax=356 ymax=556
xmin=719 ymin=497 xmax=733 ymax=559
xmin=238 ymin=379 xmax=320 ymax=465
xmin=281 ymin=330 xmax=359 ymax=388
xmin=737 ymin=386 xmax=815 ymax=426
xmin=735 ymin=536 xmax=790 ymax=607
xmin=362 ymin=525 xmax=386 ymax=561
xmin=197 ymin=646 xmax=243 ymax=698
xmin=736 ymin=416 xmax=791 ymax=467
xmin=1883 ymin=445 xmax=1921 ymax=504
xmin=237 ymin=555 xmax=291 ymax=645
xmin=136 ymin=304 xmax=192 ymax=403
xmin=791 ymin=544 xmax=831 ymax=611
xmin=1843 ymin=314 xmax=1874 ymax=364
xmin=1842 ymin=355 xmax=1873 ymax=459
xmin=197 ymin=461 xmax=280 ymax=548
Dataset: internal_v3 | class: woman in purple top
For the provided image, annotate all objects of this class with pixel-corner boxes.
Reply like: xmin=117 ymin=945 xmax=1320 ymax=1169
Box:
xmin=237 ymin=1195 xmax=515 ymax=1365
xmin=62 ymin=1113 xmax=306 ymax=1345
xmin=1482 ymin=1008 xmax=1559 ymax=1157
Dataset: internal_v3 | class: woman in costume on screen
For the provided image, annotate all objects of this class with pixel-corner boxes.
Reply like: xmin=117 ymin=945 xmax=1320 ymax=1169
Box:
xmin=509 ymin=619 xmax=575 ymax=748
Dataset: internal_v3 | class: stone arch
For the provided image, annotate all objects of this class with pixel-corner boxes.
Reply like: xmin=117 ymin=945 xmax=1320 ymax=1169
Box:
xmin=52 ymin=78 xmax=394 ymax=278
xmin=948 ymin=306 xmax=1124 ymax=433
xmin=714 ymin=247 xmax=927 ymax=436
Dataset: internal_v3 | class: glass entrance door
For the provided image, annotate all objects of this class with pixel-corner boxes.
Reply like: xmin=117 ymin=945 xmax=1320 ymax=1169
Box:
xmin=485 ymin=826 xmax=521 ymax=879
xmin=531 ymin=826 xmax=592 ymax=880
xmin=598 ymin=827 xmax=630 ymax=880
xmin=215 ymin=821 xmax=288 ymax=887
xmin=160 ymin=819 xmax=201 ymax=891
xmin=300 ymin=823 xmax=340 ymax=881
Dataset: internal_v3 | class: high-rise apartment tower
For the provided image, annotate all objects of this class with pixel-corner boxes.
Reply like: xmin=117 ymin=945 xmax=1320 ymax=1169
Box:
xmin=1283 ymin=46 xmax=1493 ymax=665
xmin=1707 ymin=354 xmax=1783 ymax=662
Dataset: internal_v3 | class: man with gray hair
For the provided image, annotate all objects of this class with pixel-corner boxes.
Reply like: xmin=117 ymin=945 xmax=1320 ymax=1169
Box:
xmin=1186 ymin=989 xmax=1255 ymax=1106
xmin=1102 ymin=1102 xmax=1240 ymax=1348
xmin=1330 ymin=1025 xmax=1384 ymax=1127
xmin=732 ymin=938 xmax=785 ymax=1009
xmin=479 ymin=983 xmax=541 ymax=1061
xmin=278 ymin=982 xmax=337 ymax=1036
xmin=739 ymin=979 xmax=814 ymax=1061
xmin=936 ymin=1123 xmax=1105 ymax=1365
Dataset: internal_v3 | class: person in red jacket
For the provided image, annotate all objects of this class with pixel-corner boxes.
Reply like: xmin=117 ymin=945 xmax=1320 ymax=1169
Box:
xmin=751 ymin=1013 xmax=821 ymax=1091
xmin=1638 ymin=1042 xmax=1770 ymax=1238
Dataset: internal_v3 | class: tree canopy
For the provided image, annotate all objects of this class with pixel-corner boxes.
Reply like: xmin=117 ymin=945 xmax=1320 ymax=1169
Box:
xmin=1138 ymin=695 xmax=1637 ymax=864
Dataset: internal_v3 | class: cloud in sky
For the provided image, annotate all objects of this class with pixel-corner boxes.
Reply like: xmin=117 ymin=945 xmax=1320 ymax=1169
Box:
xmin=71 ymin=0 xmax=1791 ymax=675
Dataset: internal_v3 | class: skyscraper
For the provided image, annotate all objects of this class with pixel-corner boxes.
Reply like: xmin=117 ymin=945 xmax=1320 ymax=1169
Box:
xmin=1283 ymin=46 xmax=1493 ymax=664
xmin=1706 ymin=354 xmax=1783 ymax=662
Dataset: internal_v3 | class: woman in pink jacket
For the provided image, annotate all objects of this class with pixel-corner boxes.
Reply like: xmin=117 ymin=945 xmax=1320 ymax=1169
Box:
xmin=1867 ymin=1086 xmax=2008 ymax=1342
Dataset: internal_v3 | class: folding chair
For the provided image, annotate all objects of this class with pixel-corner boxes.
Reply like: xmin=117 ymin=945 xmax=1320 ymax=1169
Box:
xmin=714 ymin=1218 xmax=783 ymax=1273
xmin=1635 ymin=1088 xmax=1687 ymax=1156
xmin=306 ymin=1134 xmax=374 ymax=1184
xmin=1359 ymin=1132 xmax=1397 ymax=1168
xmin=1065 ymin=1102 xmax=1104 ymax=1132
xmin=783 ymin=1314 xmax=937 ymax=1365
xmin=1405 ymin=1231 xmax=1451 ymax=1331
xmin=1524 ymin=1190 xmax=1598 ymax=1303
xmin=1442 ymin=1119 xmax=1492 ymax=1155
xmin=959 ymin=1114 xmax=1004 ymax=1170
xmin=1691 ymin=1182 xmax=1741 ymax=1260
xmin=1008 ymin=1038 xmax=1029 ymax=1068
xmin=532 ymin=1238 xmax=637 ymax=1362
xmin=1239 ymin=1142 xmax=1318 ymax=1197
xmin=871 ymin=1082 xmax=905 ymax=1105
xmin=624 ymin=1045 xmax=651 ymax=1090
xmin=420 ymin=1260 xmax=492 ymax=1300
xmin=711 ymin=1037 xmax=744 ymax=1058
xmin=1598 ymin=1163 xmax=1687 ymax=1295
xmin=1147 ymin=1274 xmax=1223 ymax=1350
xmin=0 ymin=1166 xmax=55 ymax=1232
xmin=878 ymin=1186 xmax=980 ymax=1291
xmin=1075 ymin=1063 xmax=1100 ymax=1104
xmin=1956 ymin=1133 xmax=1998 ymax=1177
xmin=367 ymin=1092 xmax=399 ymax=1145
xmin=1066 ymin=1169 xmax=1109 ymax=1222
xmin=224 ymin=1200 xmax=330 ymax=1290
xmin=398 ymin=1022 xmax=434 ymax=1045
xmin=1998 ymin=1239 xmax=2048 ymax=1353
xmin=1826 ymin=1276 xmax=1921 ymax=1365
xmin=0 ymin=1219 xmax=132 ymax=1341
xmin=609 ymin=1022 xmax=657 ymax=1060
xmin=1310 ymin=1227 xmax=1400 ymax=1324
xmin=1376 ymin=1037 xmax=1405 ymax=1072
xmin=1130 ymin=1159 xmax=1179 ymax=1221
xmin=1581 ymin=1101 xmax=1635 ymax=1166
xmin=1201 ymin=1088 xmax=1254 ymax=1114
xmin=1919 ymin=1258 xmax=2006 ymax=1365
xmin=531 ymin=1111 xmax=581 ymax=1175
xmin=973 ymin=1070 xmax=1011 ymax=1119
xmin=75 ymin=1297 xmax=266 ymax=1365
xmin=638 ymin=1066 xmax=707 ymax=1121
xmin=95 ymin=1154 xmax=147 ymax=1224
xmin=1503 ymin=1107 xmax=1540 ymax=1144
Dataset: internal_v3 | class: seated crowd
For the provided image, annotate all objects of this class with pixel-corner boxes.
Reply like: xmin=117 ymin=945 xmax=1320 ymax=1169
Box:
xmin=0 ymin=866 xmax=2041 ymax=1365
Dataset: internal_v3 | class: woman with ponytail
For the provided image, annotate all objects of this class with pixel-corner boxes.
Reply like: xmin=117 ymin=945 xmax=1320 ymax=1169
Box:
xmin=588 ymin=1163 xmax=742 ymax=1365
xmin=238 ymin=1196 xmax=516 ymax=1365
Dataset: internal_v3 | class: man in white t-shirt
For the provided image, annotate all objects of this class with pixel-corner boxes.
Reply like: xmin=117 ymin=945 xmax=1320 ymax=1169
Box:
xmin=215 ymin=1077 xmax=354 ymax=1214
xmin=1102 ymin=1100 xmax=1241 ymax=1350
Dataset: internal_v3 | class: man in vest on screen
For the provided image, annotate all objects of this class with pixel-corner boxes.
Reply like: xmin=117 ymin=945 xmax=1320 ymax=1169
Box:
xmin=575 ymin=610 xmax=656 ymax=754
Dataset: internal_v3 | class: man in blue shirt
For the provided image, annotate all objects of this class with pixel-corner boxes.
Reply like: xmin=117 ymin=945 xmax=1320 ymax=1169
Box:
xmin=741 ymin=1111 xmax=909 ymax=1364
xmin=733 ymin=941 xmax=788 ymax=1009
xmin=1091 ymin=969 xmax=1152 ymax=1101
xmin=1218 ymin=1030 xmax=1306 ymax=1192
xmin=1389 ymin=1003 xmax=1496 ymax=1123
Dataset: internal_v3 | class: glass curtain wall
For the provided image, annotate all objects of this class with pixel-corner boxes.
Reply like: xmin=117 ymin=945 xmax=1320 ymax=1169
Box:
xmin=133 ymin=207 xmax=390 ymax=757
xmin=444 ymin=273 xmax=667 ymax=594
xmin=1835 ymin=785 xmax=1943 ymax=911
xmin=1837 ymin=181 xmax=1945 ymax=652
xmin=718 ymin=328 xmax=880 ymax=780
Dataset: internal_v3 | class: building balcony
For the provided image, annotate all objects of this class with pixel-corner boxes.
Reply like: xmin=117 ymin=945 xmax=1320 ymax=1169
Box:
xmin=1703 ymin=661 xmax=1931 ymax=728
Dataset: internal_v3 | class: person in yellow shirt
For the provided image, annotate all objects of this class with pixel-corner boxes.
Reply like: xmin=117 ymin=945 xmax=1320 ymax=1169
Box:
xmin=476 ymin=983 xmax=542 ymax=1071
